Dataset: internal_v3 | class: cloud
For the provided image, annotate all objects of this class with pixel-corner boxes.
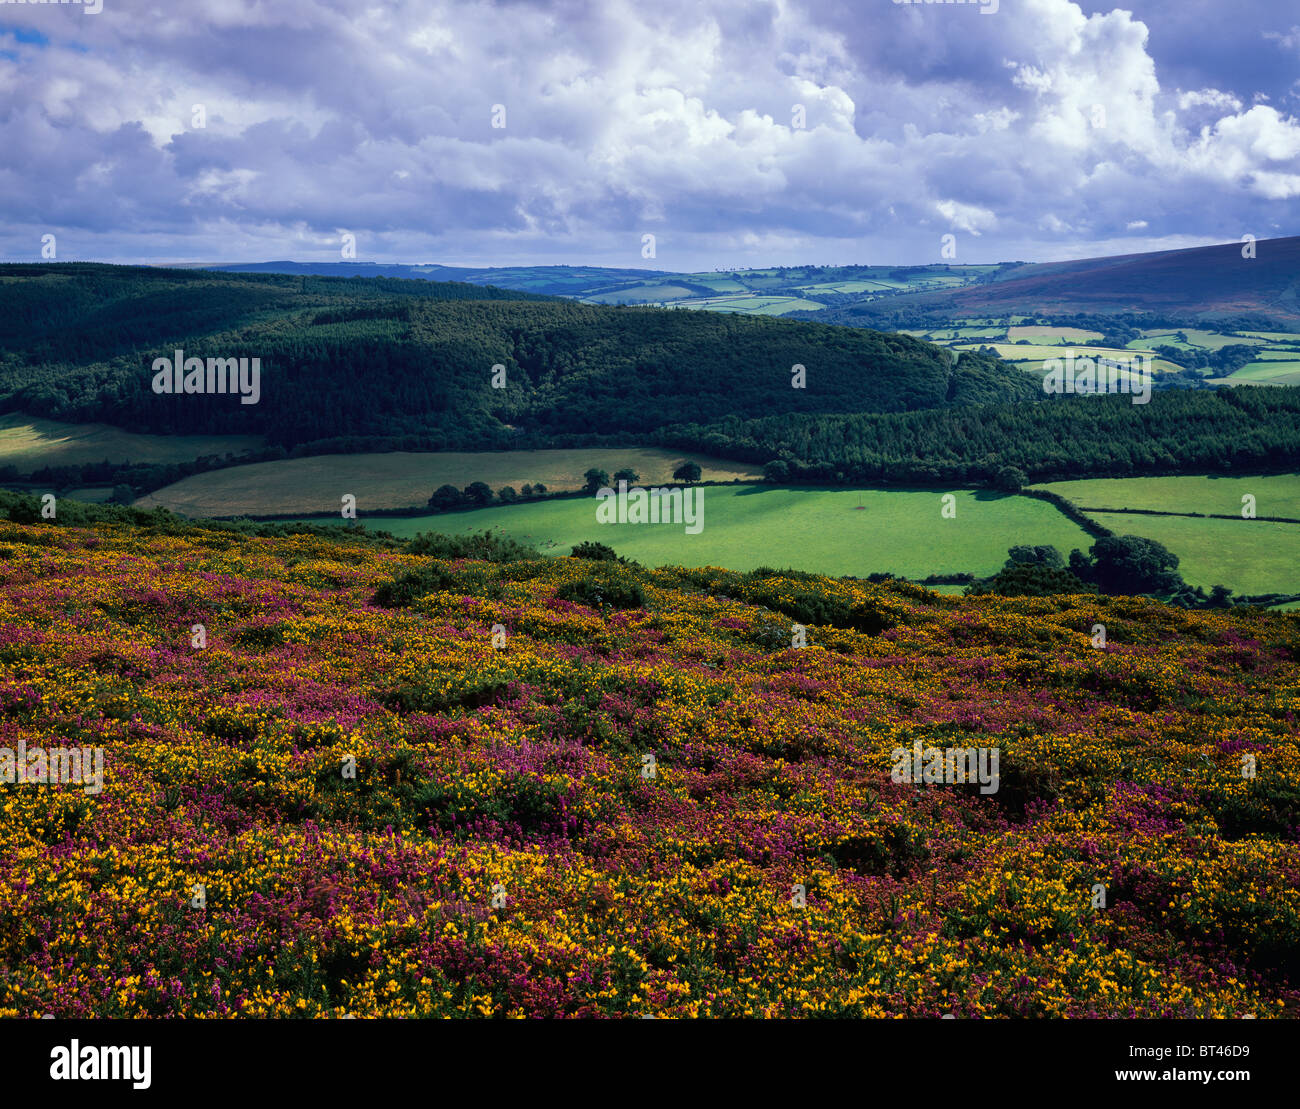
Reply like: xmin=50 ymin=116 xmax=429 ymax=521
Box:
xmin=0 ymin=0 xmax=1295 ymax=267
xmin=1178 ymin=89 xmax=1243 ymax=113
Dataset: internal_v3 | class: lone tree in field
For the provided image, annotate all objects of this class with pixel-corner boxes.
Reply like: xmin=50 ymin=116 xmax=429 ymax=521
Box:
xmin=583 ymin=468 xmax=610 ymax=494
xmin=613 ymin=468 xmax=639 ymax=485
xmin=673 ymin=461 xmax=702 ymax=483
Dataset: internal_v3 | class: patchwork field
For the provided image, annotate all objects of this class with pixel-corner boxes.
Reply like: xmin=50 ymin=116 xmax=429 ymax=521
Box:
xmin=136 ymin=449 xmax=763 ymax=517
xmin=902 ymin=318 xmax=1300 ymax=387
xmin=0 ymin=414 xmax=263 ymax=472
xmin=290 ymin=486 xmax=1097 ymax=580
xmin=951 ymin=345 xmax=1183 ymax=380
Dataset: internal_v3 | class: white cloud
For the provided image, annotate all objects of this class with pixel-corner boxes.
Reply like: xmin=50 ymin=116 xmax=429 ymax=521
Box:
xmin=937 ymin=199 xmax=996 ymax=235
xmin=1178 ymin=89 xmax=1243 ymax=113
xmin=0 ymin=0 xmax=1295 ymax=266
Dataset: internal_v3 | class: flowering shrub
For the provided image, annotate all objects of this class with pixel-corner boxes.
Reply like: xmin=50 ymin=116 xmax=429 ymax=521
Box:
xmin=0 ymin=519 xmax=1297 ymax=1018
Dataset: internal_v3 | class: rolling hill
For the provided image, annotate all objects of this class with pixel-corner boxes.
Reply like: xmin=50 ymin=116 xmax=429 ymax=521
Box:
xmin=801 ymin=237 xmax=1300 ymax=327
xmin=0 ymin=263 xmax=1034 ymax=451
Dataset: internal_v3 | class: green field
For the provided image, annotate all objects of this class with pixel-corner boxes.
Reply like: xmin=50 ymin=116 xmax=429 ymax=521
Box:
xmin=287 ymin=486 xmax=1097 ymax=579
xmin=1032 ymin=474 xmax=1300 ymax=519
xmin=1128 ymin=336 xmax=1197 ymax=351
xmin=673 ymin=294 xmax=825 ymax=315
xmin=1086 ymin=513 xmax=1300 ymax=595
xmin=1135 ymin=328 xmax=1263 ymax=351
xmin=1006 ymin=326 xmax=1105 ymax=344
xmin=137 ymin=449 xmax=763 ymax=517
xmin=583 ymin=284 xmax=699 ymax=303
xmin=1219 ymin=362 xmax=1300 ymax=386
xmin=0 ymin=414 xmax=263 ymax=472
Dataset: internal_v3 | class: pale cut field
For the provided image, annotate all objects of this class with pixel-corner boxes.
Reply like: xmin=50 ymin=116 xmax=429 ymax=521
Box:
xmin=967 ymin=343 xmax=1161 ymax=362
xmin=0 ymin=414 xmax=263 ymax=472
xmin=136 ymin=448 xmax=764 ymax=517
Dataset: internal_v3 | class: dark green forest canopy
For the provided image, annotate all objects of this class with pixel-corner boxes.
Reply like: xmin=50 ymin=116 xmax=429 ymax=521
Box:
xmin=3 ymin=264 xmax=1299 ymax=489
xmin=0 ymin=264 xmax=1033 ymax=448
xmin=658 ymin=387 xmax=1300 ymax=484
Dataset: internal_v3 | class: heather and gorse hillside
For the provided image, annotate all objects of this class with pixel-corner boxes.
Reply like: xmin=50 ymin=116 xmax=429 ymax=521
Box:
xmin=1 ymin=516 xmax=1297 ymax=1018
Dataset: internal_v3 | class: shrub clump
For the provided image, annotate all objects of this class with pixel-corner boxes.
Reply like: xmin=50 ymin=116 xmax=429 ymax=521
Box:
xmin=554 ymin=568 xmax=647 ymax=610
xmin=406 ymin=530 xmax=539 ymax=563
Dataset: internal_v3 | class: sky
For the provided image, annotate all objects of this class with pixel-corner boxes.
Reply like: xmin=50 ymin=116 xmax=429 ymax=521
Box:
xmin=1 ymin=0 xmax=1297 ymax=270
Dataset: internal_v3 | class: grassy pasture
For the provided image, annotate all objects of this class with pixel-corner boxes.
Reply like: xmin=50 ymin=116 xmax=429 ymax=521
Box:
xmin=1217 ymin=363 xmax=1300 ymax=386
xmin=1032 ymin=473 xmax=1300 ymax=519
xmin=1006 ymin=326 xmax=1105 ymax=343
xmin=1085 ymin=513 xmax=1300 ymax=595
xmin=583 ymin=285 xmax=698 ymax=303
xmin=1135 ymin=329 xmax=1265 ymax=351
xmin=283 ymin=485 xmax=1096 ymax=580
xmin=675 ymin=295 xmax=824 ymax=314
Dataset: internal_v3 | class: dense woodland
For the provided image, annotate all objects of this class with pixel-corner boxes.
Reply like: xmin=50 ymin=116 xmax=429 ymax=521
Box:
xmin=2 ymin=265 xmax=1299 ymax=495
xmin=658 ymin=387 xmax=1300 ymax=484
xmin=0 ymin=265 xmax=1031 ymax=452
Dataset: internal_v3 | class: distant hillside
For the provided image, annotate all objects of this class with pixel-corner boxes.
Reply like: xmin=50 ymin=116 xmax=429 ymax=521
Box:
xmin=186 ymin=259 xmax=670 ymax=296
xmin=188 ymin=259 xmax=997 ymax=314
xmin=0 ymin=263 xmax=1034 ymax=451
xmin=800 ymin=237 xmax=1300 ymax=327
